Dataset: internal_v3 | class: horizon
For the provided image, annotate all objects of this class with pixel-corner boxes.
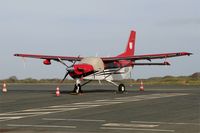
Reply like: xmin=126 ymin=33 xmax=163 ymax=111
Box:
xmin=2 ymin=72 xmax=199 ymax=81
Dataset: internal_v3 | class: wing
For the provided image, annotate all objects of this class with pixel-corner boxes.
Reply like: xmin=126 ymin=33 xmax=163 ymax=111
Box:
xmin=102 ymin=52 xmax=192 ymax=62
xmin=14 ymin=54 xmax=83 ymax=62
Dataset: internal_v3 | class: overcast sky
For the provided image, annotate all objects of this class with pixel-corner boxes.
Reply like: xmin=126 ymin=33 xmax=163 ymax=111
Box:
xmin=0 ymin=0 xmax=199 ymax=80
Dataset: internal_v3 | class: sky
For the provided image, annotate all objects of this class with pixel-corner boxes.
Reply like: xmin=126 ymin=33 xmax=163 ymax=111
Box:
xmin=0 ymin=0 xmax=199 ymax=80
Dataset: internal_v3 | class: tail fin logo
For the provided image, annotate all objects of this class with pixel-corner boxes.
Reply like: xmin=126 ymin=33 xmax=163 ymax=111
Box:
xmin=117 ymin=30 xmax=136 ymax=57
xmin=129 ymin=42 xmax=133 ymax=49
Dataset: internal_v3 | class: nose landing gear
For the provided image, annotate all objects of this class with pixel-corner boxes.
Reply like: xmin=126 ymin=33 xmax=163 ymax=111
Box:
xmin=73 ymin=84 xmax=82 ymax=94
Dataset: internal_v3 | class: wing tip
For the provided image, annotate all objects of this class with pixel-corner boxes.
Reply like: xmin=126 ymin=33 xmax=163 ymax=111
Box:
xmin=181 ymin=52 xmax=193 ymax=56
xmin=176 ymin=52 xmax=193 ymax=56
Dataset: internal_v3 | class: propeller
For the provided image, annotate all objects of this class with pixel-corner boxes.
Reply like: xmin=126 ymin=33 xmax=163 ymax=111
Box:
xmin=61 ymin=71 xmax=69 ymax=83
xmin=58 ymin=58 xmax=68 ymax=67
xmin=22 ymin=57 xmax=27 ymax=68
xmin=58 ymin=56 xmax=80 ymax=83
xmin=70 ymin=55 xmax=80 ymax=67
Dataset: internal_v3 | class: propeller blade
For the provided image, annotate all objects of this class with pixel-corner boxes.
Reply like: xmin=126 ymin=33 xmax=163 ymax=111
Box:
xmin=58 ymin=58 xmax=68 ymax=67
xmin=61 ymin=71 xmax=69 ymax=83
xmin=70 ymin=55 xmax=80 ymax=67
xmin=22 ymin=57 xmax=27 ymax=69
xmin=72 ymin=60 xmax=77 ymax=66
xmin=60 ymin=55 xmax=80 ymax=84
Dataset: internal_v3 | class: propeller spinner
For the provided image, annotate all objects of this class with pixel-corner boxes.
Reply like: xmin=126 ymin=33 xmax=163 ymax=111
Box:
xmin=58 ymin=57 xmax=78 ymax=83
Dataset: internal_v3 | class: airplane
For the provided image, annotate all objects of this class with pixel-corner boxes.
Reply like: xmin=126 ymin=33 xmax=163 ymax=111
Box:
xmin=14 ymin=30 xmax=192 ymax=94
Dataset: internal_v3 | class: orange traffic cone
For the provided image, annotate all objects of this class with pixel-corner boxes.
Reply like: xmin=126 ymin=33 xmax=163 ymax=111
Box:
xmin=56 ymin=86 xmax=60 ymax=96
xmin=139 ymin=80 xmax=144 ymax=91
xmin=2 ymin=82 xmax=7 ymax=92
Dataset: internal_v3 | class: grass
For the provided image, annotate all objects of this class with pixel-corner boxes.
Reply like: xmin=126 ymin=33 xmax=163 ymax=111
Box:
xmin=1 ymin=73 xmax=200 ymax=86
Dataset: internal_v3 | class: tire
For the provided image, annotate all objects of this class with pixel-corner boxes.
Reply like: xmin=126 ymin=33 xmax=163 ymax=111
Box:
xmin=118 ymin=84 xmax=125 ymax=93
xmin=74 ymin=84 xmax=82 ymax=94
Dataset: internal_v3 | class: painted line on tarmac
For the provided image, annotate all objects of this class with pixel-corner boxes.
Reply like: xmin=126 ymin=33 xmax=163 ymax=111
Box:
xmin=0 ymin=100 xmax=15 ymax=104
xmin=101 ymin=122 xmax=178 ymax=132
xmin=0 ymin=93 xmax=189 ymax=122
xmin=0 ymin=112 xmax=51 ymax=115
xmin=103 ymin=123 xmax=158 ymax=128
xmin=7 ymin=124 xmax=76 ymax=129
xmin=74 ymin=101 xmax=123 ymax=105
xmin=0 ymin=116 xmax=23 ymax=120
xmin=131 ymin=120 xmax=200 ymax=126
xmin=0 ymin=108 xmax=77 ymax=122
xmin=43 ymin=118 xmax=106 ymax=122
xmin=100 ymin=127 xmax=175 ymax=132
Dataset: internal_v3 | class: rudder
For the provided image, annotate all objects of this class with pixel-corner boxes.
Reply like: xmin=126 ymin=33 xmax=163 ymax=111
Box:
xmin=118 ymin=31 xmax=136 ymax=57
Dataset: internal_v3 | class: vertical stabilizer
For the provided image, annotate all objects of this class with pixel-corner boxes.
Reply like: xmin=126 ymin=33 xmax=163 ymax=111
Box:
xmin=118 ymin=31 xmax=136 ymax=57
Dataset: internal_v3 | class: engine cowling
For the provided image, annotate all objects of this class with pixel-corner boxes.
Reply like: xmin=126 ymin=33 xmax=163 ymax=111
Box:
xmin=43 ymin=59 xmax=51 ymax=65
xmin=69 ymin=57 xmax=104 ymax=78
xmin=80 ymin=57 xmax=104 ymax=72
xmin=69 ymin=64 xmax=94 ymax=78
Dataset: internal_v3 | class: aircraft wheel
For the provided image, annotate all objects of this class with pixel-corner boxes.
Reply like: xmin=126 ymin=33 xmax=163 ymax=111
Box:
xmin=118 ymin=84 xmax=125 ymax=93
xmin=74 ymin=84 xmax=82 ymax=94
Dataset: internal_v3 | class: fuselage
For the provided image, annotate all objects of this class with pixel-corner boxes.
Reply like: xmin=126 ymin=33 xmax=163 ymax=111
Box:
xmin=68 ymin=57 xmax=133 ymax=80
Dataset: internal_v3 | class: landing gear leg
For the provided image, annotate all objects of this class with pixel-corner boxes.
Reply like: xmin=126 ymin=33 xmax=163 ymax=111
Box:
xmin=106 ymin=80 xmax=126 ymax=93
xmin=73 ymin=79 xmax=82 ymax=94
xmin=74 ymin=84 xmax=82 ymax=94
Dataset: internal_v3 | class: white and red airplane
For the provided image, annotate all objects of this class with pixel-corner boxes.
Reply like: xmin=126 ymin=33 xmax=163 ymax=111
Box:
xmin=14 ymin=31 xmax=192 ymax=93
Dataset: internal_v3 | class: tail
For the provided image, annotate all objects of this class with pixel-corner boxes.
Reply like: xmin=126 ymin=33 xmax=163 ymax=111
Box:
xmin=118 ymin=31 xmax=136 ymax=57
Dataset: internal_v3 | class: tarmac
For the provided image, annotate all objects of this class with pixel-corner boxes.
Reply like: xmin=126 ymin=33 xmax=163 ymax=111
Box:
xmin=0 ymin=84 xmax=200 ymax=133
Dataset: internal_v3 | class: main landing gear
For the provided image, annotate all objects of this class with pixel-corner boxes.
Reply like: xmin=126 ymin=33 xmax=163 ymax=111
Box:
xmin=106 ymin=80 xmax=126 ymax=93
xmin=118 ymin=83 xmax=126 ymax=93
xmin=72 ymin=79 xmax=126 ymax=94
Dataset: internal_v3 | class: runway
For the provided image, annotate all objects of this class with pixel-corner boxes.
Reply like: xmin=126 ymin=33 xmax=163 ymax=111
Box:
xmin=0 ymin=84 xmax=199 ymax=133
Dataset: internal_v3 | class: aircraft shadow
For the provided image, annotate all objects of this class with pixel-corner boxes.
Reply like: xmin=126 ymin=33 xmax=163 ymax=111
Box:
xmin=58 ymin=89 xmax=116 ymax=94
